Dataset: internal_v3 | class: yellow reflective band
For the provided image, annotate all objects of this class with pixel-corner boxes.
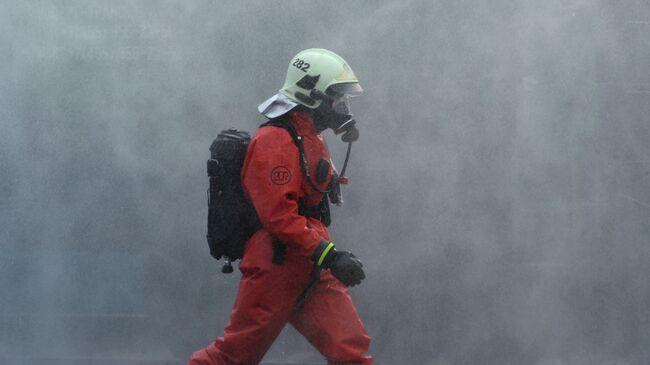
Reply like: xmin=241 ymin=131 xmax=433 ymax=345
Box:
xmin=317 ymin=242 xmax=335 ymax=267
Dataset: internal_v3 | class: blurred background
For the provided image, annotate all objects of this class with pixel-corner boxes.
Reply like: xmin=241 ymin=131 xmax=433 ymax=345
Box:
xmin=1 ymin=1 xmax=649 ymax=364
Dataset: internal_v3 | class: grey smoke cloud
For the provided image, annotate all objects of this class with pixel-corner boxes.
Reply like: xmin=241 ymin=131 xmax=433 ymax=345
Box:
xmin=1 ymin=1 xmax=649 ymax=364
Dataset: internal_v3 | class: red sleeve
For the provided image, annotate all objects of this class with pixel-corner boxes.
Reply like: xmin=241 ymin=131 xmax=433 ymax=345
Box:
xmin=241 ymin=127 xmax=323 ymax=257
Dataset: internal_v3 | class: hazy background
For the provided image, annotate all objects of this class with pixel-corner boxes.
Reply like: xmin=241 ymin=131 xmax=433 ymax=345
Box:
xmin=2 ymin=1 xmax=649 ymax=364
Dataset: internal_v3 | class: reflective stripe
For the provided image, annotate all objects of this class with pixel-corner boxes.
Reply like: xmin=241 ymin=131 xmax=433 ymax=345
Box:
xmin=317 ymin=242 xmax=335 ymax=267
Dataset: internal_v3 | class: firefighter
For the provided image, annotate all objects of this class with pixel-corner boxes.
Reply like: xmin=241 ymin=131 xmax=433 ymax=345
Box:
xmin=188 ymin=48 xmax=371 ymax=365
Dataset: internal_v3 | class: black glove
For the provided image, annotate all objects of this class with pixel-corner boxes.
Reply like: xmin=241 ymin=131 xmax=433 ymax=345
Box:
xmin=311 ymin=240 xmax=366 ymax=287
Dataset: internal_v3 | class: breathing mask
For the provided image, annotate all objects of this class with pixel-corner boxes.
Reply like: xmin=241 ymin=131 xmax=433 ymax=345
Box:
xmin=310 ymin=83 xmax=362 ymax=142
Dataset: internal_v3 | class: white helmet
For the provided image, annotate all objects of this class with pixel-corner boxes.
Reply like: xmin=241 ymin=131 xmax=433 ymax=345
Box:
xmin=280 ymin=48 xmax=363 ymax=108
xmin=259 ymin=48 xmax=363 ymax=118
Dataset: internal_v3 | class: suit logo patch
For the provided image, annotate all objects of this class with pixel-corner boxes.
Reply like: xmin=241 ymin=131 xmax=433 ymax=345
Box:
xmin=271 ymin=166 xmax=292 ymax=185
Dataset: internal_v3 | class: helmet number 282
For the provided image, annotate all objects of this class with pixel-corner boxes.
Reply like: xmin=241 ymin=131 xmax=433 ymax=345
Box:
xmin=292 ymin=58 xmax=310 ymax=72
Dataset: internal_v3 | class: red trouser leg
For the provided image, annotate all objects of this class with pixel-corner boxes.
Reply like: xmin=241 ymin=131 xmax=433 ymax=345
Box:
xmin=187 ymin=235 xmax=312 ymax=365
xmin=289 ymin=270 xmax=372 ymax=365
xmin=187 ymin=235 xmax=372 ymax=365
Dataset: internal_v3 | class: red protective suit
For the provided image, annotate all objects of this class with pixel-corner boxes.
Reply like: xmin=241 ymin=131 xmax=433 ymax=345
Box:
xmin=188 ymin=111 xmax=372 ymax=365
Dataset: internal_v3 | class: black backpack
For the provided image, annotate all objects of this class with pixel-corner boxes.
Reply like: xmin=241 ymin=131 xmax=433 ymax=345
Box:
xmin=206 ymin=120 xmax=337 ymax=273
xmin=206 ymin=129 xmax=260 ymax=272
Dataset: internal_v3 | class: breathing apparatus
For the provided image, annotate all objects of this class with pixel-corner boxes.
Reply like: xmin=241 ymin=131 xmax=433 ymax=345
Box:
xmin=310 ymin=87 xmax=360 ymax=143
xmin=309 ymin=87 xmax=357 ymax=206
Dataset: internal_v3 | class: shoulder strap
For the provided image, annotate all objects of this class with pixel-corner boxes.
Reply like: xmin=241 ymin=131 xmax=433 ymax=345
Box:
xmin=260 ymin=118 xmax=300 ymax=146
xmin=260 ymin=118 xmax=329 ymax=194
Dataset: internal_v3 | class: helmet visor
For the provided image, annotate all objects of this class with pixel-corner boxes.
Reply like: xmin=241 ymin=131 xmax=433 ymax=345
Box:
xmin=327 ymin=82 xmax=362 ymax=115
xmin=327 ymin=82 xmax=364 ymax=98
xmin=332 ymin=95 xmax=352 ymax=115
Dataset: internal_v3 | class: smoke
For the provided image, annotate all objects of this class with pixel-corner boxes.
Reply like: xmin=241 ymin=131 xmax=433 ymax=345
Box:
xmin=1 ymin=0 xmax=649 ymax=364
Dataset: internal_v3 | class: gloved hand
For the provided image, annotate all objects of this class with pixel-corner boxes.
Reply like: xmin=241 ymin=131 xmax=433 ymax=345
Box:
xmin=311 ymin=240 xmax=366 ymax=287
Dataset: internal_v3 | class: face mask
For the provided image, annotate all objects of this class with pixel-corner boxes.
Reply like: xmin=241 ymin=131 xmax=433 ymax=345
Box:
xmin=311 ymin=90 xmax=360 ymax=142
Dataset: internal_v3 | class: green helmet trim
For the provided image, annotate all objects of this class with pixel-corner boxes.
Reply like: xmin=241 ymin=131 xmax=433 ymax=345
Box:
xmin=279 ymin=48 xmax=362 ymax=109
